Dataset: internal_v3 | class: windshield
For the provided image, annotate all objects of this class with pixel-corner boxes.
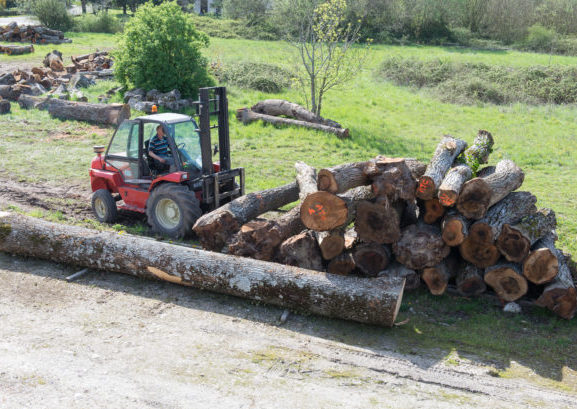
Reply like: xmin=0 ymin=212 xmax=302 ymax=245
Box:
xmin=167 ymin=120 xmax=202 ymax=171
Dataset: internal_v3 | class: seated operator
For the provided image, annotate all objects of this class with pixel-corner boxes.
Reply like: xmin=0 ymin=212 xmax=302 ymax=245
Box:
xmin=148 ymin=125 xmax=174 ymax=168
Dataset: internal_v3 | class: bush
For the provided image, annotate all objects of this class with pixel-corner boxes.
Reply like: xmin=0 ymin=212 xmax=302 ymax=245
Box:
xmin=190 ymin=15 xmax=280 ymax=41
xmin=114 ymin=1 xmax=214 ymax=98
xmin=522 ymin=24 xmax=557 ymax=52
xmin=33 ymin=0 xmax=73 ymax=31
xmin=73 ymin=12 xmax=123 ymax=34
xmin=215 ymin=62 xmax=292 ymax=93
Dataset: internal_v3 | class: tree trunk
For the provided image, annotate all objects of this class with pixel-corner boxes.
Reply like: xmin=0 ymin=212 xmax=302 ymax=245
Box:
xmin=456 ymin=264 xmax=486 ymax=297
xmin=317 ymin=161 xmax=371 ymax=194
xmin=0 ymin=212 xmax=405 ymax=327
xmin=522 ymin=233 xmax=559 ymax=285
xmin=2 ymin=45 xmax=34 ymax=55
xmin=370 ymin=158 xmax=416 ymax=202
xmin=315 ymin=229 xmax=345 ymax=260
xmin=441 ymin=211 xmax=470 ymax=247
xmin=237 ymin=108 xmax=349 ymax=138
xmin=193 ymin=182 xmax=300 ymax=251
xmin=278 ymin=231 xmax=323 ymax=271
xmin=416 ymin=136 xmax=468 ymax=200
xmin=459 ymin=192 xmax=537 ymax=268
xmin=354 ymin=199 xmax=401 ymax=244
xmin=327 ymin=252 xmax=356 ymax=276
xmin=0 ymin=85 xmax=21 ymax=101
xmin=353 ymin=243 xmax=391 ymax=277
xmin=393 ymin=223 xmax=450 ymax=270
xmin=496 ymin=208 xmax=557 ymax=263
xmin=484 ymin=262 xmax=528 ymax=302
xmin=438 ymin=165 xmax=472 ymax=207
xmin=421 ymin=198 xmax=446 ymax=224
xmin=300 ymin=186 xmax=373 ymax=231
xmin=535 ymin=248 xmax=577 ymax=320
xmin=457 ymin=159 xmax=525 ymax=219
xmin=422 ymin=258 xmax=456 ymax=295
xmin=251 ymin=99 xmax=342 ymax=128
xmin=378 ymin=262 xmax=421 ymax=291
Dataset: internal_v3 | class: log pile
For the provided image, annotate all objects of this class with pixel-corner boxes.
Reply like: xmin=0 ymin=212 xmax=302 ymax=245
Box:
xmin=0 ymin=22 xmax=71 ymax=44
xmin=194 ymin=129 xmax=576 ymax=320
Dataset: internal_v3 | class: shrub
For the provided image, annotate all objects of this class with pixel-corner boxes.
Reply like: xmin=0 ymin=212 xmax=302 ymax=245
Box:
xmin=216 ymin=62 xmax=292 ymax=93
xmin=114 ymin=1 xmax=214 ymax=98
xmin=33 ymin=0 xmax=73 ymax=31
xmin=190 ymin=15 xmax=280 ymax=41
xmin=73 ymin=12 xmax=123 ymax=34
xmin=522 ymin=24 xmax=557 ymax=52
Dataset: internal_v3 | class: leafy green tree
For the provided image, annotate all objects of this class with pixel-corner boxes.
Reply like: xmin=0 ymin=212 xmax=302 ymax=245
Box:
xmin=33 ymin=0 xmax=73 ymax=31
xmin=222 ymin=0 xmax=271 ymax=24
xmin=114 ymin=1 xmax=213 ymax=97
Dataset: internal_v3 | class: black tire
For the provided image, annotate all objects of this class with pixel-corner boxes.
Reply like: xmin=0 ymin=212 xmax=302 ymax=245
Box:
xmin=146 ymin=184 xmax=202 ymax=239
xmin=91 ymin=189 xmax=118 ymax=223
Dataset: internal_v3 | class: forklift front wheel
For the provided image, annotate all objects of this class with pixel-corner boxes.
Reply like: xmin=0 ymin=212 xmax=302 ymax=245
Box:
xmin=92 ymin=189 xmax=118 ymax=223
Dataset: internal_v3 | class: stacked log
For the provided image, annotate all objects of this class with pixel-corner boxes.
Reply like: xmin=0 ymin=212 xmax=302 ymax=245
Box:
xmin=0 ymin=22 xmax=71 ymax=44
xmin=193 ymin=130 xmax=576 ymax=321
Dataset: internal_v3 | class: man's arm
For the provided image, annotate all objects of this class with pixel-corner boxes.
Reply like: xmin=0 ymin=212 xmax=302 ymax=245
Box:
xmin=148 ymin=150 xmax=165 ymax=163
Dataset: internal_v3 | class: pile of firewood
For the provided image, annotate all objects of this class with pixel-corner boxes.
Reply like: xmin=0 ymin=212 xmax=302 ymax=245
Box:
xmin=0 ymin=22 xmax=71 ymax=44
xmin=192 ymin=130 xmax=576 ymax=320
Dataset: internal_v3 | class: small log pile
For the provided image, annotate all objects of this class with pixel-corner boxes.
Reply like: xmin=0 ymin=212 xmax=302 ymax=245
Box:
xmin=236 ymin=99 xmax=350 ymax=138
xmin=0 ymin=22 xmax=71 ymax=44
xmin=194 ymin=129 xmax=576 ymax=320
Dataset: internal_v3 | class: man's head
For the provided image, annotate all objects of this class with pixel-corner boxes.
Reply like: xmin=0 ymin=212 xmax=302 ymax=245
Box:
xmin=156 ymin=125 xmax=165 ymax=138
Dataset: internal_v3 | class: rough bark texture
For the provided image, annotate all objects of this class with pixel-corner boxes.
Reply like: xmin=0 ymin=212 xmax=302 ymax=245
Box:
xmin=404 ymin=158 xmax=428 ymax=181
xmin=278 ymin=231 xmax=323 ymax=272
xmin=0 ymin=85 xmax=21 ymax=101
xmin=416 ymin=136 xmax=468 ymax=200
xmin=484 ymin=262 xmax=528 ymax=302
xmin=0 ymin=99 xmax=10 ymax=114
xmin=441 ymin=211 xmax=470 ymax=247
xmin=393 ymin=223 xmax=451 ymax=270
xmin=354 ymin=199 xmax=401 ymax=244
xmin=300 ymin=186 xmax=373 ymax=231
xmin=43 ymin=50 xmax=64 ymax=71
xmin=438 ymin=165 xmax=473 ymax=207
xmin=462 ymin=130 xmax=495 ymax=169
xmin=353 ymin=243 xmax=391 ymax=277
xmin=378 ymin=262 xmax=421 ymax=291
xmin=370 ymin=158 xmax=416 ymax=202
xmin=536 ymin=247 xmax=577 ymax=320
xmin=422 ymin=258 xmax=456 ymax=296
xmin=522 ymin=233 xmax=559 ymax=285
xmin=327 ymin=252 xmax=356 ymax=276
xmin=237 ymin=108 xmax=349 ymax=138
xmin=194 ymin=182 xmax=300 ymax=251
xmin=496 ymin=208 xmax=557 ymax=263
xmin=0 ymin=212 xmax=404 ymax=327
xmin=459 ymin=192 xmax=537 ymax=268
xmin=315 ymin=229 xmax=345 ymax=260
xmin=457 ymin=159 xmax=525 ymax=219
xmin=456 ymin=264 xmax=487 ymax=297
xmin=317 ymin=161 xmax=371 ymax=194
xmin=251 ymin=99 xmax=341 ymax=128
xmin=295 ymin=161 xmax=318 ymax=201
xmin=421 ymin=198 xmax=446 ymax=224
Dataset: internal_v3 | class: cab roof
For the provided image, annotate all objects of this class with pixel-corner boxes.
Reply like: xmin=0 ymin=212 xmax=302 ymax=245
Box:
xmin=135 ymin=113 xmax=193 ymax=124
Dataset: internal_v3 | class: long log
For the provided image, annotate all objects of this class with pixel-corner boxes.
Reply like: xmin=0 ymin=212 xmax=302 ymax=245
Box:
xmin=354 ymin=199 xmax=401 ymax=244
xmin=295 ymin=161 xmax=317 ymax=201
xmin=317 ymin=161 xmax=371 ymax=194
xmin=457 ymin=159 xmax=525 ymax=219
xmin=523 ymin=233 xmax=559 ymax=285
xmin=535 ymin=247 xmax=577 ymax=320
xmin=278 ymin=230 xmax=323 ymax=271
xmin=438 ymin=165 xmax=472 ymax=207
xmin=378 ymin=262 xmax=421 ymax=291
xmin=416 ymin=136 xmax=468 ymax=200
xmin=353 ymin=243 xmax=391 ymax=277
xmin=0 ymin=212 xmax=405 ymax=327
xmin=193 ymin=182 xmax=300 ymax=251
xmin=496 ymin=208 xmax=557 ymax=263
xmin=251 ymin=99 xmax=342 ymax=128
xmin=459 ymin=192 xmax=537 ymax=268
xmin=393 ymin=223 xmax=450 ymax=270
xmin=456 ymin=264 xmax=486 ymax=297
xmin=237 ymin=108 xmax=349 ymax=138
xmin=441 ymin=211 xmax=470 ymax=247
xmin=484 ymin=262 xmax=528 ymax=302
xmin=2 ymin=44 xmax=34 ymax=55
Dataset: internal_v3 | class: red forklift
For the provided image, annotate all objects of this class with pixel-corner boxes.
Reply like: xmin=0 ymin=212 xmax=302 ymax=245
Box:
xmin=89 ymin=87 xmax=245 ymax=238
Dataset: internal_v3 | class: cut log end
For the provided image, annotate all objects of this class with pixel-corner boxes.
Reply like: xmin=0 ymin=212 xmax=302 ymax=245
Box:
xmin=423 ymin=198 xmax=445 ymax=224
xmin=484 ymin=266 xmax=528 ymax=302
xmin=327 ymin=252 xmax=356 ymax=276
xmin=523 ymin=248 xmax=559 ymax=285
xmin=300 ymin=191 xmax=348 ymax=231
xmin=317 ymin=169 xmax=338 ymax=193
xmin=354 ymin=200 xmax=400 ymax=244
xmin=193 ymin=211 xmax=239 ymax=251
xmin=353 ymin=244 xmax=390 ymax=277
xmin=416 ymin=176 xmax=436 ymax=200
xmin=317 ymin=231 xmax=345 ymax=260
xmin=536 ymin=287 xmax=577 ymax=320
xmin=442 ymin=218 xmax=466 ymax=247
xmin=459 ymin=223 xmax=500 ymax=268
xmin=438 ymin=190 xmax=457 ymax=207
xmin=422 ymin=267 xmax=449 ymax=295
xmin=457 ymin=179 xmax=492 ymax=219
xmin=496 ymin=224 xmax=531 ymax=263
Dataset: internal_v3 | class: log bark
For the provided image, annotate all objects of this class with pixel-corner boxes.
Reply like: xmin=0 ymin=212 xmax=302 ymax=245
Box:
xmin=237 ymin=108 xmax=349 ymax=138
xmin=496 ymin=208 xmax=557 ymax=263
xmin=295 ymin=161 xmax=317 ymax=201
xmin=370 ymin=158 xmax=416 ymax=202
xmin=251 ymin=99 xmax=342 ymax=128
xmin=422 ymin=257 xmax=457 ymax=295
xmin=0 ymin=212 xmax=404 ymax=327
xmin=416 ymin=136 xmax=468 ymax=200
xmin=278 ymin=231 xmax=323 ymax=271
xmin=522 ymin=233 xmax=559 ymax=285
xmin=393 ymin=223 xmax=450 ymax=270
xmin=0 ymin=85 xmax=21 ymax=101
xmin=317 ymin=161 xmax=371 ymax=194
xmin=300 ymin=186 xmax=373 ymax=231
xmin=421 ymin=198 xmax=446 ymax=224
xmin=327 ymin=252 xmax=356 ymax=276
xmin=405 ymin=158 xmax=427 ymax=181
xmin=457 ymin=159 xmax=525 ymax=219
xmin=354 ymin=199 xmax=401 ymax=244
xmin=353 ymin=243 xmax=391 ymax=277
xmin=535 ymin=248 xmax=577 ymax=320
xmin=17 ymin=94 xmax=48 ymax=109
xmin=194 ymin=182 xmax=300 ymax=251
xmin=378 ymin=262 xmax=421 ymax=291
xmin=438 ymin=165 xmax=472 ymax=207
xmin=441 ymin=211 xmax=470 ymax=247
xmin=459 ymin=192 xmax=537 ymax=268
xmin=484 ymin=262 xmax=528 ymax=302
xmin=2 ymin=44 xmax=34 ymax=55
xmin=315 ymin=229 xmax=345 ymax=260
xmin=456 ymin=264 xmax=486 ymax=297
xmin=462 ymin=130 xmax=495 ymax=169
xmin=43 ymin=50 xmax=64 ymax=71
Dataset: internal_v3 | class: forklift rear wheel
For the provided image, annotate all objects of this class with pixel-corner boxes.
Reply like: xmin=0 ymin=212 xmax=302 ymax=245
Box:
xmin=92 ymin=189 xmax=118 ymax=223
xmin=146 ymin=184 xmax=201 ymax=239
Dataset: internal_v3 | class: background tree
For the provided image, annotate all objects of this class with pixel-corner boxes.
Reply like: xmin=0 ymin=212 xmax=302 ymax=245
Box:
xmin=222 ymin=0 xmax=271 ymax=24
xmin=114 ymin=1 xmax=214 ymax=97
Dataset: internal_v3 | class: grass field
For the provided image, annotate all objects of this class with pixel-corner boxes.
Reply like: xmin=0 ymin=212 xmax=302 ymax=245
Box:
xmin=1 ymin=33 xmax=576 ymax=388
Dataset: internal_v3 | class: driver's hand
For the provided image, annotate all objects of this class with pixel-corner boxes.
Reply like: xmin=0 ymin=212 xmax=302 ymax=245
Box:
xmin=161 ymin=158 xmax=166 ymax=164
